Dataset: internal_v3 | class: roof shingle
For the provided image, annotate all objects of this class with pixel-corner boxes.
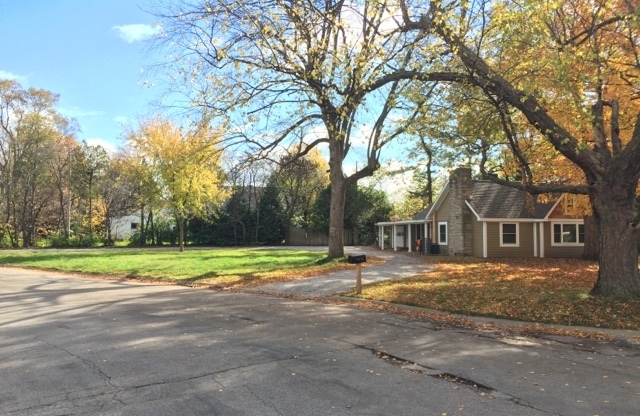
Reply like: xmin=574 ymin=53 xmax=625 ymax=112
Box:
xmin=467 ymin=181 xmax=543 ymax=219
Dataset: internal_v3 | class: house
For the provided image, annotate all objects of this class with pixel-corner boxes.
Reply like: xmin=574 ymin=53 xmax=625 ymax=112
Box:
xmin=376 ymin=168 xmax=586 ymax=258
xmin=109 ymin=209 xmax=174 ymax=241
xmin=109 ymin=211 xmax=143 ymax=240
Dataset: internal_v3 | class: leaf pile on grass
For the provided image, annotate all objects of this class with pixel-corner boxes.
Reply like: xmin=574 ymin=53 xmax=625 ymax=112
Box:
xmin=0 ymin=248 xmax=358 ymax=287
xmin=357 ymin=257 xmax=640 ymax=330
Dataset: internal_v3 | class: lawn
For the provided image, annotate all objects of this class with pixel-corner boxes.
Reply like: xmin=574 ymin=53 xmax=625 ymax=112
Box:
xmin=0 ymin=248 xmax=349 ymax=287
xmin=355 ymin=257 xmax=640 ymax=331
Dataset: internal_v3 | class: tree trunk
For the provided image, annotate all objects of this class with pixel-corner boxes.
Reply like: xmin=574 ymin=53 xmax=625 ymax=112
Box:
xmin=140 ymin=205 xmax=146 ymax=246
xmin=105 ymin=207 xmax=112 ymax=245
xmin=284 ymin=218 xmax=292 ymax=245
xmin=328 ymin=179 xmax=346 ymax=258
xmin=88 ymin=174 xmax=93 ymax=237
xmin=582 ymin=215 xmax=598 ymax=260
xmin=589 ymin=185 xmax=640 ymax=298
xmin=326 ymin=134 xmax=349 ymax=259
xmin=178 ymin=216 xmax=185 ymax=252
xmin=254 ymin=209 xmax=260 ymax=244
xmin=148 ymin=210 xmax=157 ymax=246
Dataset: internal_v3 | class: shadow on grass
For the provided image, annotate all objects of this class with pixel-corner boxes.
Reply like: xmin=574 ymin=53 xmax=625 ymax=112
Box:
xmin=0 ymin=248 xmax=348 ymax=289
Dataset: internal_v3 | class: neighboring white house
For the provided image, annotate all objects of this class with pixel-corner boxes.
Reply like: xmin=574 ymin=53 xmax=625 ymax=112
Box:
xmin=110 ymin=209 xmax=176 ymax=240
xmin=109 ymin=211 xmax=143 ymax=240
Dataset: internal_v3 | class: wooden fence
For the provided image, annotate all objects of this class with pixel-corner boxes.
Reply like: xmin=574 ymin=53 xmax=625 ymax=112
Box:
xmin=287 ymin=227 xmax=358 ymax=246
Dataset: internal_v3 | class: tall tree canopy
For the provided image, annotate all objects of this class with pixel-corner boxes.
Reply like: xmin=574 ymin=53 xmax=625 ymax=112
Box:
xmin=155 ymin=0 xmax=456 ymax=257
xmin=400 ymin=0 xmax=640 ymax=298
xmin=271 ymin=146 xmax=330 ymax=242
xmin=127 ymin=116 xmax=227 ymax=252
xmin=0 ymin=79 xmax=78 ymax=247
xmin=74 ymin=141 xmax=109 ymax=238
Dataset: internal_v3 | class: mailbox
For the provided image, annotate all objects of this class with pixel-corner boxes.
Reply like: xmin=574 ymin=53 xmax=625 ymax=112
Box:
xmin=347 ymin=253 xmax=367 ymax=264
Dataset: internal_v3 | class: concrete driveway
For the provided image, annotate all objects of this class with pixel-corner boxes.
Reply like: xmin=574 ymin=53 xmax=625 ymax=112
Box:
xmin=245 ymin=246 xmax=433 ymax=296
xmin=1 ymin=266 xmax=639 ymax=415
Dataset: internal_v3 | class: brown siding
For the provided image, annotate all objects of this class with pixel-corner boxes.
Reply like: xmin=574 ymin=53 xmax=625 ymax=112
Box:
xmin=472 ymin=218 xmax=484 ymax=257
xmin=548 ymin=195 xmax=586 ymax=219
xmin=435 ymin=194 xmax=451 ymax=255
xmin=486 ymin=222 xmax=535 ymax=257
xmin=542 ymin=222 xmax=583 ymax=258
xmin=437 ymin=193 xmax=451 ymax=224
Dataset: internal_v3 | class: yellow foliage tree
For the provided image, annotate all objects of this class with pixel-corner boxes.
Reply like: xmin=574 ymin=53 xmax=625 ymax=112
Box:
xmin=128 ymin=117 xmax=226 ymax=252
xmin=401 ymin=0 xmax=640 ymax=298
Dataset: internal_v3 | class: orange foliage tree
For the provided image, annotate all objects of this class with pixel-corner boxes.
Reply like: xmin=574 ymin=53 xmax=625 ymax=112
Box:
xmin=401 ymin=0 xmax=640 ymax=298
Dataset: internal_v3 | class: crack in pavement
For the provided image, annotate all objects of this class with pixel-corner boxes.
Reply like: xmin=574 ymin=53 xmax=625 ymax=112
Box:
xmin=37 ymin=336 xmax=116 ymax=389
xmin=355 ymin=342 xmax=569 ymax=416
xmin=5 ymin=344 xmax=363 ymax=414
xmin=245 ymin=384 xmax=284 ymax=416
xmin=109 ymin=345 xmax=363 ymax=392
xmin=509 ymin=397 xmax=562 ymax=416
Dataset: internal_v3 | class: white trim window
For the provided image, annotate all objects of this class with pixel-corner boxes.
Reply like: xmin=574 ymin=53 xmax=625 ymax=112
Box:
xmin=551 ymin=222 xmax=584 ymax=246
xmin=438 ymin=222 xmax=448 ymax=245
xmin=500 ymin=222 xmax=519 ymax=247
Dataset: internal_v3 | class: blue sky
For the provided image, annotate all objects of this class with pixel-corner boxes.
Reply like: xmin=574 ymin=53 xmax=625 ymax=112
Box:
xmin=0 ymin=0 xmax=161 ymax=152
xmin=0 ymin=0 xmax=422 ymax=200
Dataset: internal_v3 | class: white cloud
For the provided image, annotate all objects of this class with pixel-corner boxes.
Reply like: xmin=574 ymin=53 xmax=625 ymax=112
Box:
xmin=59 ymin=107 xmax=106 ymax=118
xmin=112 ymin=24 xmax=159 ymax=43
xmin=0 ymin=70 xmax=28 ymax=83
xmin=84 ymin=138 xmax=118 ymax=155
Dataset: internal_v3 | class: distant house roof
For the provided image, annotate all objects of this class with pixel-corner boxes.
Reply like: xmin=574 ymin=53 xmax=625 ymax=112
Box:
xmin=377 ymin=177 xmax=562 ymax=227
xmin=467 ymin=181 xmax=556 ymax=220
xmin=533 ymin=198 xmax=557 ymax=220
xmin=412 ymin=205 xmax=433 ymax=221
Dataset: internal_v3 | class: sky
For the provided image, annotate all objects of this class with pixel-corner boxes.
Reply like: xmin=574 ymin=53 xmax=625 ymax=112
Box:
xmin=0 ymin=0 xmax=421 ymax=201
xmin=0 ymin=0 xmax=163 ymax=152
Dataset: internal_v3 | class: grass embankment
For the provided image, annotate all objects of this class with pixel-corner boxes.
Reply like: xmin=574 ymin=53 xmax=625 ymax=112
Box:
xmin=356 ymin=257 xmax=640 ymax=330
xmin=0 ymin=248 xmax=350 ymax=287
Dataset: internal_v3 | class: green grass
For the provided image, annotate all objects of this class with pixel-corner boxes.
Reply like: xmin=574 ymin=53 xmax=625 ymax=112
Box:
xmin=0 ymin=248 xmax=348 ymax=287
xmin=354 ymin=257 xmax=640 ymax=331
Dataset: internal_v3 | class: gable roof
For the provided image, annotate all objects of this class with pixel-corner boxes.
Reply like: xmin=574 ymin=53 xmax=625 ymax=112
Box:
xmin=424 ymin=179 xmax=560 ymax=221
xmin=467 ymin=181 xmax=536 ymax=219
xmin=535 ymin=197 xmax=558 ymax=220
xmin=412 ymin=204 xmax=433 ymax=221
xmin=424 ymin=181 xmax=449 ymax=220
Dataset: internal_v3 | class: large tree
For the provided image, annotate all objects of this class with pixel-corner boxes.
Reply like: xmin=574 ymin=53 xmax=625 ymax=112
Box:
xmin=401 ymin=0 xmax=640 ymax=298
xmin=99 ymin=153 xmax=138 ymax=244
xmin=272 ymin=147 xmax=330 ymax=243
xmin=50 ymin=133 xmax=79 ymax=237
xmin=74 ymin=141 xmax=109 ymax=238
xmin=0 ymin=80 xmax=76 ymax=247
xmin=155 ymin=0 xmax=454 ymax=258
xmin=127 ymin=116 xmax=226 ymax=252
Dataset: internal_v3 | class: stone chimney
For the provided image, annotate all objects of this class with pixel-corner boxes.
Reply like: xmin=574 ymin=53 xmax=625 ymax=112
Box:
xmin=448 ymin=168 xmax=473 ymax=256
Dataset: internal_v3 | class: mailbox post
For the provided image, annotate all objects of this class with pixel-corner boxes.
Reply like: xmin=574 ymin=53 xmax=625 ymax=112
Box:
xmin=347 ymin=253 xmax=367 ymax=294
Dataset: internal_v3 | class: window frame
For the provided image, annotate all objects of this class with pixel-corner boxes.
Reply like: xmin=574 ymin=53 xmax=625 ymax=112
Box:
xmin=499 ymin=222 xmax=520 ymax=247
xmin=438 ymin=222 xmax=448 ymax=245
xmin=551 ymin=221 xmax=585 ymax=246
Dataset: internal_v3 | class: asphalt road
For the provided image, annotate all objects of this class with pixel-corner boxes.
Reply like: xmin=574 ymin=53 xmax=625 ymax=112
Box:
xmin=1 ymin=266 xmax=639 ymax=415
